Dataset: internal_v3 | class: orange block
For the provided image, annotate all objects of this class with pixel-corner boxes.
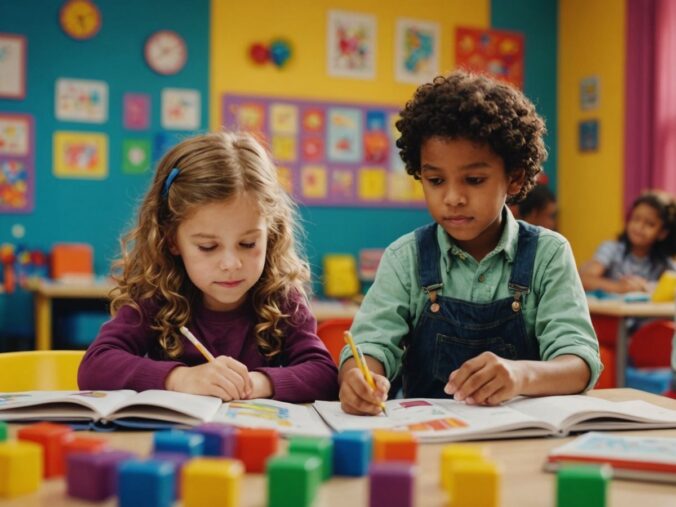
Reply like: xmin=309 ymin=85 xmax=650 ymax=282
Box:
xmin=50 ymin=243 xmax=93 ymax=280
xmin=234 ymin=428 xmax=279 ymax=473
xmin=372 ymin=430 xmax=417 ymax=463
xmin=17 ymin=422 xmax=74 ymax=478
xmin=62 ymin=436 xmax=108 ymax=474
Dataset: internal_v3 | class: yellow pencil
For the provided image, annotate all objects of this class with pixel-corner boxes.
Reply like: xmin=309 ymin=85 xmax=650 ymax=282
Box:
xmin=179 ymin=326 xmax=215 ymax=363
xmin=344 ymin=331 xmax=387 ymax=413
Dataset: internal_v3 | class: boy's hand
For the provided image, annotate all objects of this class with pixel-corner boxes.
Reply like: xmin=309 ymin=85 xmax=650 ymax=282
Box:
xmin=165 ymin=356 xmax=253 ymax=400
xmin=444 ymin=351 xmax=525 ymax=405
xmin=339 ymin=367 xmax=390 ymax=415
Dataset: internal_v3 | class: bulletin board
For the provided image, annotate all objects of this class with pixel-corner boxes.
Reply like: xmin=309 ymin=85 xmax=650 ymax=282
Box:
xmin=0 ymin=113 xmax=33 ymax=213
xmin=222 ymin=94 xmax=425 ymax=208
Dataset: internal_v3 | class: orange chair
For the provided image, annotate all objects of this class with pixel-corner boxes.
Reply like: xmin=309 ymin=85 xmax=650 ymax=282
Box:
xmin=316 ymin=318 xmax=353 ymax=366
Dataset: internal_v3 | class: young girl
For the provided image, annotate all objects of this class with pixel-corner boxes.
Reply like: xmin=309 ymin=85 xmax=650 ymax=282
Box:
xmin=580 ymin=192 xmax=676 ymax=294
xmin=78 ymin=132 xmax=338 ymax=402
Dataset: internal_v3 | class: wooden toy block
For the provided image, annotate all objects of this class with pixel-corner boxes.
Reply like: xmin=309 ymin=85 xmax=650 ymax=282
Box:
xmin=288 ymin=436 xmax=334 ymax=480
xmin=333 ymin=430 xmax=372 ymax=476
xmin=234 ymin=427 xmax=279 ymax=473
xmin=66 ymin=449 xmax=135 ymax=501
xmin=151 ymin=451 xmax=190 ymax=498
xmin=50 ymin=242 xmax=93 ymax=280
xmin=267 ymin=454 xmax=322 ymax=507
xmin=372 ymin=430 xmax=417 ymax=463
xmin=62 ymin=435 xmax=108 ymax=473
xmin=190 ymin=423 xmax=237 ymax=456
xmin=452 ymin=459 xmax=501 ymax=507
xmin=153 ymin=429 xmax=205 ymax=457
xmin=557 ymin=465 xmax=611 ymax=507
xmin=182 ymin=457 xmax=244 ymax=507
xmin=0 ymin=421 xmax=6 ymax=441
xmin=118 ymin=459 xmax=175 ymax=507
xmin=439 ymin=443 xmax=487 ymax=492
xmin=17 ymin=421 xmax=73 ymax=477
xmin=0 ymin=441 xmax=43 ymax=498
xmin=369 ymin=461 xmax=415 ymax=507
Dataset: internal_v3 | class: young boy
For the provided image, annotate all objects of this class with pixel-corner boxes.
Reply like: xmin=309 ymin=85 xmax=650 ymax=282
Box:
xmin=338 ymin=71 xmax=601 ymax=415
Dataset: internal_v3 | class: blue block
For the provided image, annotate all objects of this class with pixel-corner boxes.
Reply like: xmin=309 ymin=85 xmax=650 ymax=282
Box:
xmin=626 ymin=367 xmax=672 ymax=394
xmin=332 ymin=430 xmax=372 ymax=476
xmin=118 ymin=459 xmax=175 ymax=507
xmin=151 ymin=452 xmax=190 ymax=499
xmin=153 ymin=429 xmax=204 ymax=456
xmin=189 ymin=423 xmax=237 ymax=456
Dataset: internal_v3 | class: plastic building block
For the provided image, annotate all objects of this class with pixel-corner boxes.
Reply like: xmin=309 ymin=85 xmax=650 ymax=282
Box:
xmin=0 ymin=421 xmax=6 ymax=441
xmin=62 ymin=435 xmax=108 ymax=474
xmin=183 ymin=457 xmax=244 ymax=507
xmin=288 ymin=436 xmax=333 ymax=480
xmin=267 ymin=454 xmax=322 ymax=507
xmin=66 ymin=449 xmax=135 ymax=501
xmin=118 ymin=459 xmax=175 ymax=507
xmin=153 ymin=429 xmax=204 ymax=457
xmin=0 ymin=441 xmax=42 ymax=498
xmin=333 ymin=430 xmax=372 ymax=476
xmin=372 ymin=430 xmax=417 ymax=463
xmin=17 ymin=421 xmax=73 ymax=477
xmin=557 ymin=465 xmax=611 ymax=507
xmin=190 ymin=423 xmax=237 ymax=456
xmin=50 ymin=243 xmax=93 ymax=280
xmin=439 ymin=443 xmax=487 ymax=492
xmin=151 ymin=451 xmax=190 ymax=498
xmin=234 ymin=427 xmax=279 ymax=473
xmin=452 ymin=459 xmax=500 ymax=507
xmin=369 ymin=461 xmax=415 ymax=507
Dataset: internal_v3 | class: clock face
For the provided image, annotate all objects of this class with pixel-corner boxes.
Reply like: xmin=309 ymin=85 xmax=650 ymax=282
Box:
xmin=60 ymin=0 xmax=101 ymax=40
xmin=144 ymin=30 xmax=187 ymax=75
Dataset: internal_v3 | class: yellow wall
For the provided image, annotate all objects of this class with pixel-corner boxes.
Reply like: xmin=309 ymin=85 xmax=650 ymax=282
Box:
xmin=210 ymin=0 xmax=489 ymax=129
xmin=558 ymin=0 xmax=626 ymax=263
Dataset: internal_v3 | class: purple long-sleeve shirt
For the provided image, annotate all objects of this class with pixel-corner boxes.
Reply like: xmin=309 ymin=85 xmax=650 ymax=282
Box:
xmin=78 ymin=294 xmax=339 ymax=402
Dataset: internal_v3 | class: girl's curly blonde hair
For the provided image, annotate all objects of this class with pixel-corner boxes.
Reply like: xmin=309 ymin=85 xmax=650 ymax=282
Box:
xmin=110 ymin=131 xmax=310 ymax=359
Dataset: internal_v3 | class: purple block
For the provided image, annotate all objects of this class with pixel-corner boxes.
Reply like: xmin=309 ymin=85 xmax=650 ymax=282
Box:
xmin=190 ymin=423 xmax=237 ymax=456
xmin=151 ymin=451 xmax=190 ymax=498
xmin=67 ymin=450 xmax=136 ymax=501
xmin=369 ymin=462 xmax=415 ymax=507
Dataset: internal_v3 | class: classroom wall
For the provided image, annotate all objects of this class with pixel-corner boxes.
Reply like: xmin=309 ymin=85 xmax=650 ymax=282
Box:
xmin=558 ymin=0 xmax=626 ymax=263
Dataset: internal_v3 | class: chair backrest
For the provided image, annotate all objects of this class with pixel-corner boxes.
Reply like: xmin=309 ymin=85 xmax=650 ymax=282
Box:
xmin=316 ymin=318 xmax=353 ymax=366
xmin=0 ymin=350 xmax=85 ymax=391
xmin=628 ymin=320 xmax=675 ymax=368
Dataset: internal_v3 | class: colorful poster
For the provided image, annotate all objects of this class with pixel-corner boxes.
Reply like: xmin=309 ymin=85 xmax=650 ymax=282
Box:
xmin=123 ymin=93 xmax=151 ymax=130
xmin=0 ymin=113 xmax=33 ymax=213
xmin=55 ymin=78 xmax=109 ymax=123
xmin=579 ymin=119 xmax=599 ymax=152
xmin=161 ymin=88 xmax=201 ymax=130
xmin=53 ymin=131 xmax=108 ymax=179
xmin=395 ymin=18 xmax=440 ymax=84
xmin=0 ymin=33 xmax=26 ymax=99
xmin=327 ymin=10 xmax=377 ymax=79
xmin=455 ymin=27 xmax=524 ymax=89
xmin=0 ymin=115 xmax=30 ymax=156
xmin=122 ymin=138 xmax=151 ymax=174
xmin=223 ymin=94 xmax=425 ymax=208
xmin=580 ymin=76 xmax=600 ymax=110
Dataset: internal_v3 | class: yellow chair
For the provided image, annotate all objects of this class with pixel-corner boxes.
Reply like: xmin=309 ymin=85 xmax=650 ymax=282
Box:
xmin=0 ymin=351 xmax=85 ymax=391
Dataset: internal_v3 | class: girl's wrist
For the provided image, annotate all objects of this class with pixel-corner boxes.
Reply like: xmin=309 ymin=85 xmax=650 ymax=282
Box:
xmin=249 ymin=371 xmax=274 ymax=399
xmin=165 ymin=366 xmax=187 ymax=391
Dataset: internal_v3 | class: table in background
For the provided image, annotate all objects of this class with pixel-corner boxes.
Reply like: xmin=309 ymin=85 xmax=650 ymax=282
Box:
xmin=4 ymin=389 xmax=676 ymax=507
xmin=587 ymin=298 xmax=675 ymax=388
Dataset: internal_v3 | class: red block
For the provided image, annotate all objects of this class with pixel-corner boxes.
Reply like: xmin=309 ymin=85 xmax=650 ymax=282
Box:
xmin=17 ymin=422 xmax=74 ymax=477
xmin=373 ymin=430 xmax=418 ymax=464
xmin=234 ymin=428 xmax=279 ymax=473
xmin=62 ymin=436 xmax=108 ymax=474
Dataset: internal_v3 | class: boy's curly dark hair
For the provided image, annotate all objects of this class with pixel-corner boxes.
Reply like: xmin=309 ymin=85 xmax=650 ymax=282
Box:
xmin=396 ymin=71 xmax=548 ymax=203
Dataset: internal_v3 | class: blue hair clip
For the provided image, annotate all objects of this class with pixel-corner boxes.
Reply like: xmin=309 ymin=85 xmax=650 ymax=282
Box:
xmin=162 ymin=167 xmax=180 ymax=199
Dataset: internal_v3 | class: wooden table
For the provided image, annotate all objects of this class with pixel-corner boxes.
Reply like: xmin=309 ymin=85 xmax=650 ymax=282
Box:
xmin=3 ymin=389 xmax=676 ymax=506
xmin=587 ymin=298 xmax=675 ymax=387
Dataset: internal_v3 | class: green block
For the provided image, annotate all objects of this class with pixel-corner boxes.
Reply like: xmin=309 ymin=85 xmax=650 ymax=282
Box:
xmin=288 ymin=436 xmax=333 ymax=481
xmin=0 ymin=422 xmax=6 ymax=442
xmin=557 ymin=465 xmax=611 ymax=507
xmin=267 ymin=454 xmax=322 ymax=507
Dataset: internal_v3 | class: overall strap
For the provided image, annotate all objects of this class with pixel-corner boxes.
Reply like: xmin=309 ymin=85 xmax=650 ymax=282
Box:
xmin=415 ymin=223 xmax=443 ymax=307
xmin=508 ymin=221 xmax=540 ymax=311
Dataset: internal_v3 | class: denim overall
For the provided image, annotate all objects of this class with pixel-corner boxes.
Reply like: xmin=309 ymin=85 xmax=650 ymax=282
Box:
xmin=401 ymin=221 xmax=542 ymax=398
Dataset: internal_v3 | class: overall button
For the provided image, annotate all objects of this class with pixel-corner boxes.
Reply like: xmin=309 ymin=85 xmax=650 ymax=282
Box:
xmin=478 ymin=274 xmax=486 ymax=283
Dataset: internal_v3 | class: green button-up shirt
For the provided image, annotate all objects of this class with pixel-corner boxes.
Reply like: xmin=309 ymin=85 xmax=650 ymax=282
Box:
xmin=340 ymin=209 xmax=602 ymax=390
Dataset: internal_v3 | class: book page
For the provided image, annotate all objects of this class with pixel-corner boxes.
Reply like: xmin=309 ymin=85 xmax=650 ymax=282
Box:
xmin=106 ymin=390 xmax=222 ymax=423
xmin=212 ymin=399 xmax=331 ymax=438
xmin=0 ymin=390 xmax=137 ymax=420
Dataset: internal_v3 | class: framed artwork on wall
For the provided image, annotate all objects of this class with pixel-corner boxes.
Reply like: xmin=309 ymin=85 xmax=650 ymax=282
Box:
xmin=0 ymin=33 xmax=27 ymax=99
xmin=579 ymin=119 xmax=599 ymax=152
xmin=53 ymin=131 xmax=108 ymax=179
xmin=327 ymin=10 xmax=377 ymax=80
xmin=55 ymin=78 xmax=108 ymax=123
xmin=0 ymin=113 xmax=34 ymax=213
xmin=394 ymin=18 xmax=439 ymax=84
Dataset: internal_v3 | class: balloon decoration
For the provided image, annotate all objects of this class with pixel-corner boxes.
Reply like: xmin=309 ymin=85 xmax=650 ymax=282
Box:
xmin=248 ymin=39 xmax=292 ymax=68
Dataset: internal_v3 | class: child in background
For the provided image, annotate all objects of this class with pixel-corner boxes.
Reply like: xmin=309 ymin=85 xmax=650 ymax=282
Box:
xmin=338 ymin=71 xmax=601 ymax=415
xmin=511 ymin=183 xmax=558 ymax=230
xmin=580 ymin=191 xmax=676 ymax=294
xmin=78 ymin=132 xmax=338 ymax=402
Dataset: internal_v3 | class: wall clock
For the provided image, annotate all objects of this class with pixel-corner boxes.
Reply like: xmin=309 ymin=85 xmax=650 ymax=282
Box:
xmin=59 ymin=0 xmax=101 ymax=40
xmin=144 ymin=30 xmax=187 ymax=75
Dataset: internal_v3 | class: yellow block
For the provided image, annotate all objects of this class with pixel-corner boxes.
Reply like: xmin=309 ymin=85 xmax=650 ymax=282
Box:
xmin=652 ymin=271 xmax=676 ymax=302
xmin=452 ymin=459 xmax=500 ymax=507
xmin=182 ymin=458 xmax=244 ymax=507
xmin=439 ymin=443 xmax=487 ymax=492
xmin=0 ymin=441 xmax=43 ymax=498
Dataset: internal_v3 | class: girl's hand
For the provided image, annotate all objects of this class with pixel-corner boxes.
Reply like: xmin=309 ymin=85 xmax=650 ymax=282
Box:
xmin=444 ymin=351 xmax=525 ymax=406
xmin=339 ymin=367 xmax=390 ymax=415
xmin=165 ymin=356 xmax=253 ymax=400
xmin=249 ymin=371 xmax=274 ymax=399
xmin=617 ymin=275 xmax=649 ymax=293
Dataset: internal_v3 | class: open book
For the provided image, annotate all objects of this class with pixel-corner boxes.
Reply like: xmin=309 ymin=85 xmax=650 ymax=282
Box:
xmin=544 ymin=432 xmax=676 ymax=484
xmin=0 ymin=390 xmax=330 ymax=437
xmin=313 ymin=395 xmax=676 ymax=443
